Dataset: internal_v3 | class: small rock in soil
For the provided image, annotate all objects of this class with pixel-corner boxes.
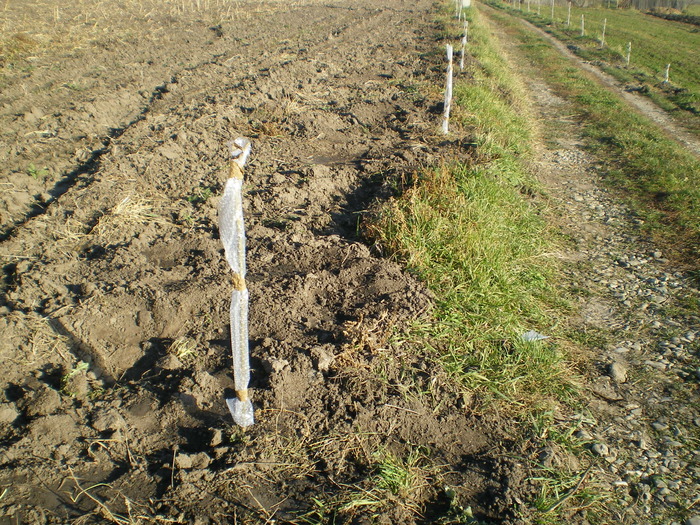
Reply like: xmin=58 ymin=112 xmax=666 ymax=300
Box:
xmin=0 ymin=404 xmax=19 ymax=424
xmin=176 ymin=452 xmax=211 ymax=470
xmin=591 ymin=443 xmax=609 ymax=457
xmin=262 ymin=358 xmax=290 ymax=374
xmin=608 ymin=361 xmax=628 ymax=383
xmin=210 ymin=428 xmax=224 ymax=447
xmin=91 ymin=409 xmax=126 ymax=433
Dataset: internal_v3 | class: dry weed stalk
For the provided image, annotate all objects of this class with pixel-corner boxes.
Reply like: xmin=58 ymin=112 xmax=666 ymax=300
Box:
xmin=3 ymin=311 xmax=72 ymax=367
xmin=335 ymin=311 xmax=392 ymax=367
xmin=67 ymin=467 xmax=131 ymax=525
xmin=90 ymin=195 xmax=171 ymax=243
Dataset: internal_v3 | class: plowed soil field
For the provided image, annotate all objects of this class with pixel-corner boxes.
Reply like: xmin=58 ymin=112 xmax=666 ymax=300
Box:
xmin=0 ymin=0 xmax=529 ymax=523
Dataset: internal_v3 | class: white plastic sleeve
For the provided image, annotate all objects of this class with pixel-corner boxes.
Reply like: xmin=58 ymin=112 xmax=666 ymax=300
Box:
xmin=230 ymin=288 xmax=250 ymax=391
xmin=219 ymin=178 xmax=246 ymax=278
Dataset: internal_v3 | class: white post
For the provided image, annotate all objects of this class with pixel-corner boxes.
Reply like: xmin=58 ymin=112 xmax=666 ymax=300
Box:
xmin=527 ymin=0 xmax=530 ymax=11
xmin=663 ymin=63 xmax=670 ymax=83
xmin=551 ymin=0 xmax=555 ymax=23
xmin=537 ymin=0 xmax=541 ymax=15
xmin=460 ymin=21 xmax=468 ymax=70
xmin=442 ymin=45 xmax=454 ymax=135
xmin=625 ymin=41 xmax=631 ymax=67
xmin=581 ymin=14 xmax=585 ymax=37
xmin=567 ymin=2 xmax=571 ymax=27
xmin=220 ymin=137 xmax=254 ymax=428
xmin=600 ymin=18 xmax=606 ymax=47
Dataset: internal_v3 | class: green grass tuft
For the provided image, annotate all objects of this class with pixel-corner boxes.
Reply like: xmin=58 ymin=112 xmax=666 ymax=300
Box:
xmin=370 ymin=7 xmax=577 ymax=411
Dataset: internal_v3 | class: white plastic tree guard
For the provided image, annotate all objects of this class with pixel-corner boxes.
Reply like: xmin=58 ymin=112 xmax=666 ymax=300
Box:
xmin=219 ymin=137 xmax=254 ymax=428
xmin=442 ymin=45 xmax=454 ymax=135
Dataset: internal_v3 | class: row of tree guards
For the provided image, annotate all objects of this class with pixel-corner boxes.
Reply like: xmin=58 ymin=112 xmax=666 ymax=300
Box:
xmin=217 ymin=1 xmax=464 ymax=428
xmin=507 ymin=0 xmax=674 ymax=83
xmin=219 ymin=5 xmax=467 ymax=428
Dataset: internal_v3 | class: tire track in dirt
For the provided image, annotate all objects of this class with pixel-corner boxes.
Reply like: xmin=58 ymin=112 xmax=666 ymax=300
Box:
xmin=0 ymin=78 xmax=174 ymax=243
xmin=513 ymin=13 xmax=700 ymax=159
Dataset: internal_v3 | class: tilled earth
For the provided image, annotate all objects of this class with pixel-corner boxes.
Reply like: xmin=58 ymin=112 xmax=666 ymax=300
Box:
xmin=3 ymin=0 xmax=699 ymax=523
xmin=1 ymin=0 xmax=531 ymax=523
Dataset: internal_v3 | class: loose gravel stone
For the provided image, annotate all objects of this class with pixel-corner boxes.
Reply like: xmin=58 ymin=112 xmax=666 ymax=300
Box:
xmin=609 ymin=362 xmax=628 ymax=383
xmin=492 ymin=35 xmax=700 ymax=525
xmin=591 ymin=443 xmax=609 ymax=457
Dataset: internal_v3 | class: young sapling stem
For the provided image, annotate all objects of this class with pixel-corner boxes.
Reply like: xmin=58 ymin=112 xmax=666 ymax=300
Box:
xmin=550 ymin=0 xmax=554 ymax=24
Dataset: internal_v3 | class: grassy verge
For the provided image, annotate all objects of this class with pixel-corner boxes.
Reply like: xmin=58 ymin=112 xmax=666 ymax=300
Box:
xmin=365 ymin=7 xmax=613 ymax=522
xmin=482 ymin=3 xmax=700 ymax=263
xmin=370 ymin=7 xmax=577 ymax=412
xmin=486 ymin=1 xmax=700 ymax=135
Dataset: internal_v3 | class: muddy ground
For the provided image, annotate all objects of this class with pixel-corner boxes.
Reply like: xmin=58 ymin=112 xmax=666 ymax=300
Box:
xmin=0 ymin=0 xmax=533 ymax=523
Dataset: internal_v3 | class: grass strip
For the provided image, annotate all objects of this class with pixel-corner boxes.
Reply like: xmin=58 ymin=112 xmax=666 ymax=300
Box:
xmin=486 ymin=0 xmax=700 ymax=134
xmin=483 ymin=4 xmax=700 ymax=261
xmin=371 ymin=7 xmax=577 ymax=411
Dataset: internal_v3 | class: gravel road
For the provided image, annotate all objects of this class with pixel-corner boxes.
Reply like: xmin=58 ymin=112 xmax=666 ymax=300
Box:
xmin=484 ymin=9 xmax=700 ymax=523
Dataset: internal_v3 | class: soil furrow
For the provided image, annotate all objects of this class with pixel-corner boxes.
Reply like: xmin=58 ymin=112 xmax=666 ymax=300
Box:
xmin=0 ymin=1 xmax=527 ymax=523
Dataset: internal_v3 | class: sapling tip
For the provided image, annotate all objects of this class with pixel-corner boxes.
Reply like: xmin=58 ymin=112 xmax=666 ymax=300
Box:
xmin=219 ymin=137 xmax=254 ymax=427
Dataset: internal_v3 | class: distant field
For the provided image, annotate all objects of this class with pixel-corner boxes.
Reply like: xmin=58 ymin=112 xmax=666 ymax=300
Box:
xmin=490 ymin=1 xmax=700 ymax=134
